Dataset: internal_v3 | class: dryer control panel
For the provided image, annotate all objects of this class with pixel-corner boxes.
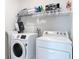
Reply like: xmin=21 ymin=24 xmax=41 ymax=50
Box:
xmin=43 ymin=31 xmax=69 ymax=38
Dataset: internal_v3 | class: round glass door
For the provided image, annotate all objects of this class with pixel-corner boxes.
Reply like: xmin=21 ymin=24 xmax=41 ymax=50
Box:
xmin=13 ymin=43 xmax=23 ymax=57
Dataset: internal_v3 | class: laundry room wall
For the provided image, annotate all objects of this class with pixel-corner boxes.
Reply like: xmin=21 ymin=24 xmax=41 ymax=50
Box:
xmin=5 ymin=0 xmax=21 ymax=32
xmin=19 ymin=0 xmax=72 ymax=40
xmin=5 ymin=0 xmax=72 ymax=38
xmin=5 ymin=0 xmax=21 ymax=59
xmin=21 ymin=14 xmax=72 ymax=40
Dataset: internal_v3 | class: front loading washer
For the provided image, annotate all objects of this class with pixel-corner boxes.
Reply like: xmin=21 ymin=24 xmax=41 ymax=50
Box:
xmin=11 ymin=33 xmax=37 ymax=59
xmin=36 ymin=31 xmax=72 ymax=59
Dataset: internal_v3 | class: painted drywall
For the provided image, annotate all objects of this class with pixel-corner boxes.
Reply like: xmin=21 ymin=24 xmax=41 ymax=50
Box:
xmin=5 ymin=0 xmax=21 ymax=32
xmin=5 ymin=0 xmax=72 ymax=34
xmin=18 ymin=0 xmax=72 ymax=39
xmin=5 ymin=0 xmax=21 ymax=59
xmin=21 ymin=14 xmax=72 ymax=39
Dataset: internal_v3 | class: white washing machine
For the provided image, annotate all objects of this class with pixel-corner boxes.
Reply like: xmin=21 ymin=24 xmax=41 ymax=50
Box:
xmin=11 ymin=33 xmax=37 ymax=59
xmin=36 ymin=31 xmax=72 ymax=59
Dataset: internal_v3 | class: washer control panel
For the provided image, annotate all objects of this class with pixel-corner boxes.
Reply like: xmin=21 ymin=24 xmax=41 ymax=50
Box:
xmin=16 ymin=34 xmax=27 ymax=39
xmin=21 ymin=35 xmax=26 ymax=39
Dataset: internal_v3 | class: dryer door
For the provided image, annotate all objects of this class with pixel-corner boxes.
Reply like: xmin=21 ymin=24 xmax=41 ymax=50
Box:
xmin=11 ymin=40 xmax=26 ymax=59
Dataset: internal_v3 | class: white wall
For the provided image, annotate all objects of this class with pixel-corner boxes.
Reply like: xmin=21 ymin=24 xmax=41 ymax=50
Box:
xmin=5 ymin=0 xmax=20 ymax=32
xmin=5 ymin=0 xmax=72 ymax=35
xmin=21 ymin=14 xmax=72 ymax=39
xmin=19 ymin=0 xmax=72 ymax=39
xmin=5 ymin=0 xmax=20 ymax=59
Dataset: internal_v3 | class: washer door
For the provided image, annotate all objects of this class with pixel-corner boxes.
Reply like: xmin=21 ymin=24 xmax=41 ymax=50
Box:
xmin=11 ymin=40 xmax=26 ymax=59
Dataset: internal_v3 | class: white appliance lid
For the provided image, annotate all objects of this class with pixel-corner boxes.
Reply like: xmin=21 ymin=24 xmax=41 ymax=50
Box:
xmin=37 ymin=31 xmax=72 ymax=44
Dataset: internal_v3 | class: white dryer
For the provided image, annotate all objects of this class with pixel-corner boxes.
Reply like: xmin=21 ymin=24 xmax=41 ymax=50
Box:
xmin=36 ymin=31 xmax=72 ymax=59
xmin=11 ymin=33 xmax=37 ymax=59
